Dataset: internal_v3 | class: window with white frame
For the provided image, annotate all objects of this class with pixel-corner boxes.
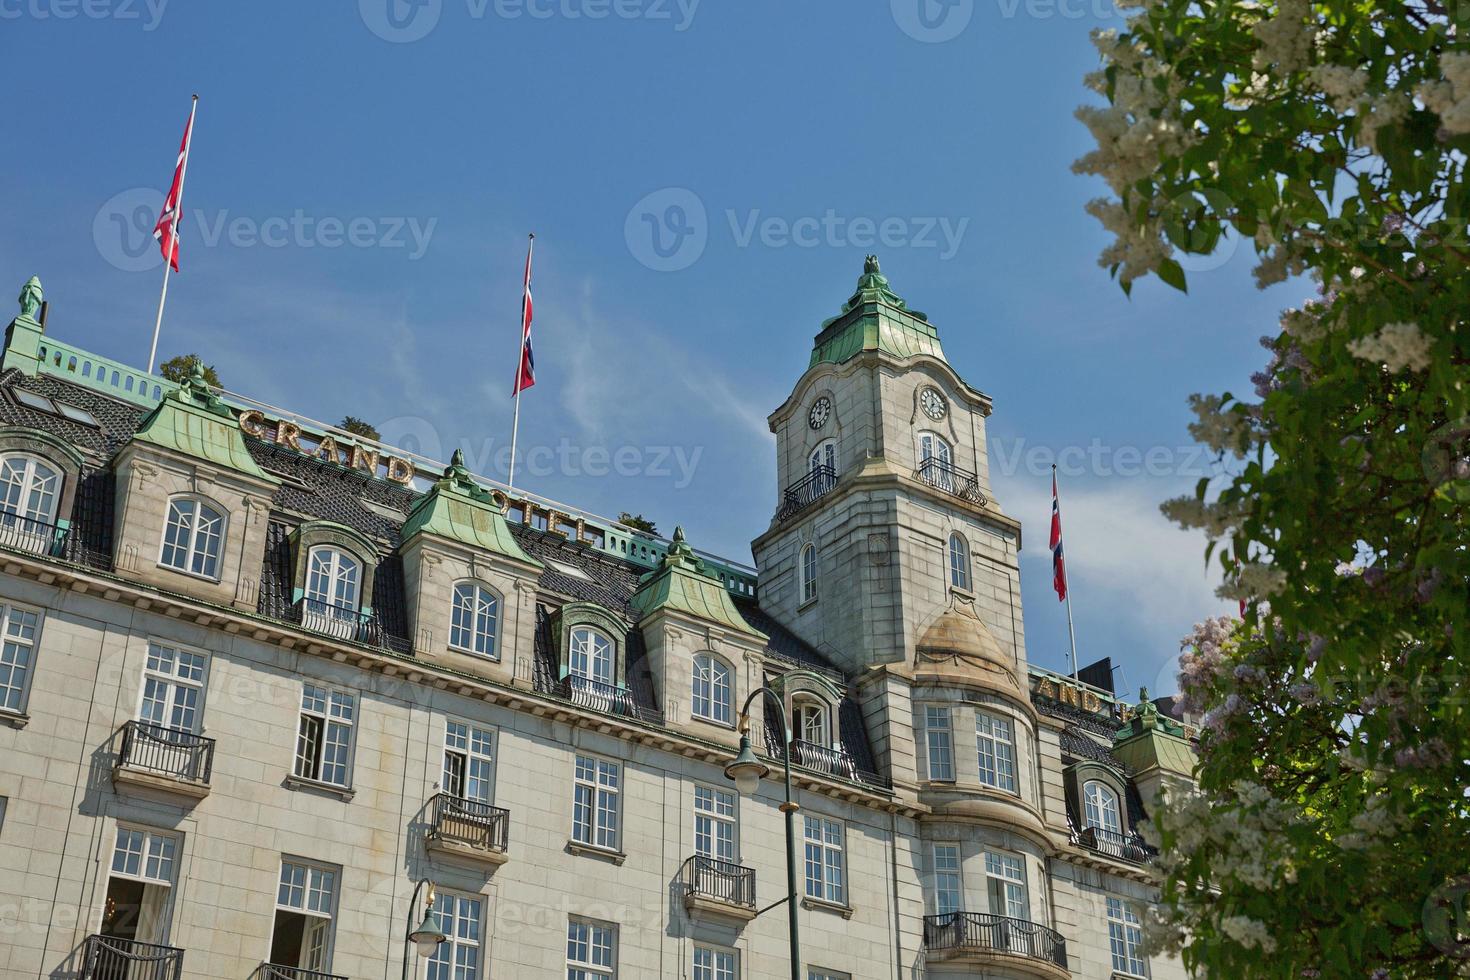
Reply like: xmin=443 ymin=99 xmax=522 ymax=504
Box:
xmin=947 ymin=532 xmax=970 ymax=590
xmin=792 ymin=696 xmax=828 ymax=745
xmin=976 ymin=711 xmax=1018 ymax=793
xmin=693 ymin=785 xmax=737 ymax=863
xmin=568 ymin=627 xmax=614 ymax=686
xmin=449 ymin=582 xmax=500 ymax=659
xmin=808 ymin=439 xmax=836 ymax=477
xmin=270 ymin=859 xmax=338 ymax=973
xmin=802 ymin=814 xmax=845 ymax=904
xmin=1084 ymin=780 xmax=1123 ymax=835
xmin=104 ymin=825 xmax=177 ymax=945
xmin=305 ymin=546 xmax=361 ymax=611
xmin=294 ymin=685 xmax=355 ymax=787
xmin=800 ymin=543 xmax=818 ymax=603
xmin=0 ymin=453 xmax=59 ymax=524
xmin=138 ymin=642 xmax=208 ymax=733
xmin=919 ymin=431 xmax=952 ymax=467
xmin=691 ymin=653 xmax=733 ymax=725
xmin=984 ymin=852 xmax=1028 ymax=920
xmin=808 ymin=971 xmax=850 ymax=980
xmin=566 ymin=917 xmax=616 ymax=980
xmin=924 ymin=705 xmax=954 ymax=781
xmin=443 ymin=720 xmax=495 ymax=803
xmin=427 ymin=889 xmax=484 ymax=980
xmin=159 ymin=497 xmax=224 ymax=579
xmin=694 ymin=944 xmax=737 ymax=980
xmin=572 ymin=754 xmax=620 ymax=850
xmin=933 ymin=842 xmax=963 ymax=915
xmin=0 ymin=602 xmax=41 ymax=714
xmin=1107 ymin=896 xmax=1149 ymax=977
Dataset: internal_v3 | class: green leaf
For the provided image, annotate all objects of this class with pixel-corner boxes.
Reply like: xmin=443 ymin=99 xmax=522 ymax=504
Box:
xmin=1157 ymin=258 xmax=1189 ymax=293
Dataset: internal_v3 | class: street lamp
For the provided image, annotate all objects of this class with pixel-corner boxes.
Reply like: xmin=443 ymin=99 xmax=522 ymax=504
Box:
xmin=724 ymin=686 xmax=801 ymax=980
xmin=401 ymin=879 xmax=447 ymax=979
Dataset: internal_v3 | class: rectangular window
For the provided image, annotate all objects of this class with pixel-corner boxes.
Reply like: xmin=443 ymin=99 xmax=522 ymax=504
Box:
xmin=104 ymin=825 xmax=178 ymax=946
xmin=933 ymin=843 xmax=963 ymax=915
xmin=693 ymin=944 xmax=737 ymax=980
xmin=271 ymin=859 xmax=338 ymax=974
xmin=693 ymin=785 xmax=737 ymax=862
xmin=976 ymin=711 xmax=1017 ymax=793
xmin=1108 ymin=897 xmax=1149 ymax=977
xmin=984 ymin=852 xmax=1028 ymax=920
xmin=294 ymin=685 xmax=355 ymax=787
xmin=0 ymin=603 xmax=41 ymax=714
xmin=444 ymin=721 xmax=495 ymax=803
xmin=572 ymin=754 xmax=621 ymax=851
xmin=808 ymin=972 xmax=850 ymax=980
xmin=138 ymin=642 xmax=208 ymax=733
xmin=802 ymin=815 xmax=846 ymax=905
xmin=427 ymin=889 xmax=484 ymax=980
xmin=566 ymin=917 xmax=616 ymax=980
xmin=924 ymin=705 xmax=954 ymax=781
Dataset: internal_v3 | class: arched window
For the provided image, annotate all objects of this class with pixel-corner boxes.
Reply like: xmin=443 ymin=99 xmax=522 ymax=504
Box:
xmin=691 ymin=653 xmax=733 ymax=725
xmin=919 ymin=431 xmax=952 ymax=467
xmin=800 ymin=543 xmax=818 ymax=604
xmin=0 ymin=453 xmax=60 ymax=525
xmin=449 ymin=582 xmax=500 ymax=659
xmin=159 ymin=497 xmax=225 ymax=579
xmin=1084 ymin=780 xmax=1123 ymax=835
xmin=948 ymin=532 xmax=971 ymax=590
xmin=808 ymin=439 xmax=836 ymax=492
xmin=569 ymin=626 xmax=614 ymax=686
xmin=792 ymin=695 xmax=828 ymax=745
xmin=306 ymin=546 xmax=361 ymax=611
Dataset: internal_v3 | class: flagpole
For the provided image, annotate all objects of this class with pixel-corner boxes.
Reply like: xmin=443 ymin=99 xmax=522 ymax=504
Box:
xmin=1054 ymin=463 xmax=1080 ymax=682
xmin=147 ymin=94 xmax=198 ymax=376
xmin=507 ymin=234 xmax=533 ymax=491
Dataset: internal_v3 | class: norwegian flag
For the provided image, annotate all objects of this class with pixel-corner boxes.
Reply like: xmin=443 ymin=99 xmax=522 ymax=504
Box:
xmin=1050 ymin=471 xmax=1068 ymax=602
xmin=512 ymin=235 xmax=535 ymax=395
xmin=153 ymin=98 xmax=197 ymax=273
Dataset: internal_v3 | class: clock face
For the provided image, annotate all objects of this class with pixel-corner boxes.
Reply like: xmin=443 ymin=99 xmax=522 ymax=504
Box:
xmin=920 ymin=387 xmax=947 ymax=421
xmin=808 ymin=396 xmax=832 ymax=429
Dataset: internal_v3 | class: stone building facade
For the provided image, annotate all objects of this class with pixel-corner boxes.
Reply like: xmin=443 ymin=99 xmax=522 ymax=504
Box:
xmin=0 ymin=263 xmax=1197 ymax=980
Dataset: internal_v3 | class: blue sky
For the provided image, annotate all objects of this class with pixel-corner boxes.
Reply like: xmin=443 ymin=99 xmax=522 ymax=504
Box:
xmin=0 ymin=0 xmax=1301 ymax=696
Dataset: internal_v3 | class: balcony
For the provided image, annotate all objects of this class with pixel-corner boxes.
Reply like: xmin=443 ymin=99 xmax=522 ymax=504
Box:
xmin=776 ymin=465 xmax=837 ymax=522
xmin=425 ymin=792 xmax=510 ymax=867
xmin=791 ymin=738 xmax=859 ymax=780
xmin=914 ymin=458 xmax=987 ymax=507
xmin=681 ymin=855 xmax=757 ymax=924
xmin=1077 ymin=825 xmax=1153 ymax=865
xmin=0 ymin=510 xmax=112 ymax=570
xmin=557 ymin=674 xmax=663 ymax=724
xmin=289 ymin=598 xmax=409 ymax=654
xmin=258 ymin=965 xmax=348 ymax=980
xmin=81 ymin=934 xmax=184 ymax=980
xmin=113 ymin=721 xmax=214 ymax=800
xmin=924 ymin=913 xmax=1069 ymax=977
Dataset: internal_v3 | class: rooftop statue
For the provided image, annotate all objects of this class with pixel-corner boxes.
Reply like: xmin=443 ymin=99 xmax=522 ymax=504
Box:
xmin=18 ymin=276 xmax=42 ymax=321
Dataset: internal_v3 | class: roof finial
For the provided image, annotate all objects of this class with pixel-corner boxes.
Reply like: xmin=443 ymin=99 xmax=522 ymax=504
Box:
xmin=17 ymin=276 xmax=42 ymax=322
xmin=863 ymin=254 xmax=881 ymax=275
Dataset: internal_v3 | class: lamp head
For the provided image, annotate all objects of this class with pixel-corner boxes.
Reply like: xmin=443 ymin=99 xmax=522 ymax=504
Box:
xmin=723 ymin=734 xmax=769 ymax=796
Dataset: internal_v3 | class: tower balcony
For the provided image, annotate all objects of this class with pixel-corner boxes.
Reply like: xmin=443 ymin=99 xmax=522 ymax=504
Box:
xmin=776 ymin=465 xmax=837 ymax=522
xmin=914 ymin=458 xmax=988 ymax=506
xmin=924 ymin=913 xmax=1069 ymax=978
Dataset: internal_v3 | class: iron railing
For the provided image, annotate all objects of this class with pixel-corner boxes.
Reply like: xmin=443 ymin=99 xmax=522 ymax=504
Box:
xmin=558 ymin=674 xmax=663 ymax=724
xmin=776 ymin=465 xmax=837 ymax=522
xmin=1078 ymin=825 xmax=1153 ymax=864
xmin=427 ymin=792 xmax=510 ymax=853
xmin=0 ymin=510 xmax=112 ymax=570
xmin=924 ymin=913 xmax=1068 ymax=968
xmin=81 ymin=935 xmax=185 ymax=980
xmin=258 ymin=966 xmax=347 ymax=980
xmin=117 ymin=721 xmax=215 ymax=784
xmin=289 ymin=598 xmax=408 ymax=653
xmin=682 ymin=855 xmax=756 ymax=909
xmin=790 ymin=738 xmax=859 ymax=780
xmin=914 ymin=458 xmax=987 ymax=506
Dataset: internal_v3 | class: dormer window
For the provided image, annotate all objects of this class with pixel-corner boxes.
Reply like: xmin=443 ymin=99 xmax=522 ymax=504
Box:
xmin=691 ymin=653 xmax=733 ymax=725
xmin=947 ymin=532 xmax=970 ymax=591
xmin=449 ymin=582 xmax=500 ymax=660
xmin=569 ymin=626 xmax=614 ymax=686
xmin=0 ymin=453 xmax=59 ymax=526
xmin=159 ymin=497 xmax=225 ymax=580
xmin=800 ymin=543 xmax=818 ymax=604
xmin=1084 ymin=779 xmax=1123 ymax=835
xmin=792 ymin=695 xmax=829 ymax=746
xmin=307 ymin=546 xmax=361 ymax=612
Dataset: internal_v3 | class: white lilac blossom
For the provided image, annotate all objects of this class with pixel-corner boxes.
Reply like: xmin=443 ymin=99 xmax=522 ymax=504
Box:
xmin=1306 ymin=64 xmax=1369 ymax=112
xmin=1251 ymin=0 xmax=1314 ymax=74
xmin=1221 ymin=914 xmax=1279 ymax=952
xmin=1347 ymin=322 xmax=1435 ymax=373
xmin=1417 ymin=52 xmax=1470 ymax=136
xmin=1253 ymin=242 xmax=1309 ymax=289
xmin=1084 ymin=198 xmax=1173 ymax=284
xmin=1356 ymin=93 xmax=1410 ymax=153
xmin=1187 ymin=393 xmax=1253 ymax=458
xmin=1161 ymin=495 xmax=1247 ymax=538
xmin=1219 ymin=562 xmax=1288 ymax=600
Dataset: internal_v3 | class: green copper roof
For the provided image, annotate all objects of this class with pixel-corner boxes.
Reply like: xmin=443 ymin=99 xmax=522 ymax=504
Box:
xmin=809 ymin=255 xmax=946 ymax=368
xmin=1113 ymin=688 xmax=1197 ymax=779
xmin=131 ymin=363 xmax=274 ymax=482
xmin=401 ymin=450 xmax=540 ymax=567
xmin=628 ymin=526 xmax=767 ymax=639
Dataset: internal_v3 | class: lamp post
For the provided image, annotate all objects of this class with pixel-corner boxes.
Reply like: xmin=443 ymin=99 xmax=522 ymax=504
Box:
xmin=400 ymin=878 xmax=447 ymax=980
xmin=724 ymin=686 xmax=801 ymax=980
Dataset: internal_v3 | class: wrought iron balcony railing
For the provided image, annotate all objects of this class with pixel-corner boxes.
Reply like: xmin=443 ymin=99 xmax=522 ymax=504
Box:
xmin=0 ymin=510 xmax=113 ymax=570
xmin=790 ymin=738 xmax=859 ymax=780
xmin=914 ymin=458 xmax=987 ymax=506
xmin=682 ymin=855 xmax=756 ymax=910
xmin=81 ymin=934 xmax=185 ymax=980
xmin=258 ymin=966 xmax=347 ymax=980
xmin=427 ymin=792 xmax=510 ymax=853
xmin=1077 ymin=825 xmax=1154 ymax=864
xmin=924 ymin=912 xmax=1068 ymax=968
xmin=556 ymin=674 xmax=663 ymax=724
xmin=289 ymin=598 xmax=409 ymax=654
xmin=117 ymin=721 xmax=215 ymax=784
xmin=776 ymin=465 xmax=837 ymax=521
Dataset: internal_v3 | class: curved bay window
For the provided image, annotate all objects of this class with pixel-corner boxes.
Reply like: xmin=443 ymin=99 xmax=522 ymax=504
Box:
xmin=159 ymin=497 xmax=225 ymax=580
xmin=0 ymin=453 xmax=60 ymax=555
xmin=302 ymin=546 xmax=362 ymax=639
xmin=449 ymin=582 xmax=500 ymax=659
xmin=947 ymin=531 xmax=970 ymax=591
xmin=691 ymin=652 xmax=733 ymax=725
